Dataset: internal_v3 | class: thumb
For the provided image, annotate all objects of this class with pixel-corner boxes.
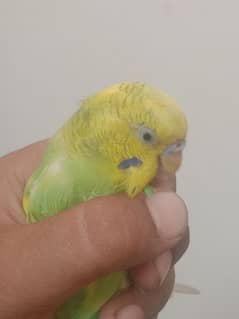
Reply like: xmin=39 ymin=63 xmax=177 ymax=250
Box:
xmin=0 ymin=193 xmax=187 ymax=317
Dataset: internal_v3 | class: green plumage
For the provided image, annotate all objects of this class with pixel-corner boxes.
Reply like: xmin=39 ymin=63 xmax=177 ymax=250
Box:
xmin=24 ymin=138 xmax=128 ymax=319
xmin=57 ymin=272 xmax=127 ymax=319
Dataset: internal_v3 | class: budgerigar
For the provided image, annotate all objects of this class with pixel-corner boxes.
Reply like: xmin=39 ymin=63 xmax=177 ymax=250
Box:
xmin=23 ymin=82 xmax=188 ymax=319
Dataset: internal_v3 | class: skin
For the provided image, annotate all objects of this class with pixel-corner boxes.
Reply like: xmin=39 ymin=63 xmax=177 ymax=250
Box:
xmin=0 ymin=140 xmax=189 ymax=319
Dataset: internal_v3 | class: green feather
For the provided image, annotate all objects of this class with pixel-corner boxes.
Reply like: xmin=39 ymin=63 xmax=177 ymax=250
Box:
xmin=24 ymin=143 xmax=121 ymax=222
xmin=24 ymin=141 xmax=127 ymax=319
xmin=144 ymin=185 xmax=154 ymax=197
xmin=57 ymin=272 xmax=128 ymax=319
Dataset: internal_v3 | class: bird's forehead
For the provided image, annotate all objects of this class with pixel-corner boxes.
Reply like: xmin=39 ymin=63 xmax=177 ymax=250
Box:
xmin=86 ymin=83 xmax=187 ymax=139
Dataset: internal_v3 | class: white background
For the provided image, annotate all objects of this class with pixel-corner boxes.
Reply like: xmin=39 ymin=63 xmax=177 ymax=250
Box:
xmin=1 ymin=1 xmax=238 ymax=318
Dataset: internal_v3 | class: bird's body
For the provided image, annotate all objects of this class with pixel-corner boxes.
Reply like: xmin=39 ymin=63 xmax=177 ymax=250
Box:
xmin=23 ymin=82 xmax=187 ymax=319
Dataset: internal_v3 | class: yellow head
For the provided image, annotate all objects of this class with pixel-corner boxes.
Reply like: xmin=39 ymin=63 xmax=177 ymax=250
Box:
xmin=64 ymin=82 xmax=187 ymax=197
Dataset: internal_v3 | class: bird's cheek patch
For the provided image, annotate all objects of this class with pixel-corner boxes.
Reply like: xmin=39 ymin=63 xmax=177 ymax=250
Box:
xmin=118 ymin=157 xmax=143 ymax=170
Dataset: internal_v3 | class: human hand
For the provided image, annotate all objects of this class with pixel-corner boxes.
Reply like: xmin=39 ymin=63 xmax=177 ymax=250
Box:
xmin=0 ymin=141 xmax=189 ymax=319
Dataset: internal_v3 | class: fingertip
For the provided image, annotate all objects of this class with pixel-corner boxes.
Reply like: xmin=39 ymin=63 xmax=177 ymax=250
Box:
xmin=130 ymin=261 xmax=160 ymax=291
xmin=155 ymin=251 xmax=173 ymax=287
xmin=146 ymin=192 xmax=188 ymax=243
xmin=116 ymin=305 xmax=144 ymax=319
xmin=131 ymin=251 xmax=173 ymax=292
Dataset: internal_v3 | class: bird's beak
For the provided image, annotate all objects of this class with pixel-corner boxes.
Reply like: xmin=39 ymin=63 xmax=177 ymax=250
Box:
xmin=160 ymin=140 xmax=185 ymax=174
xmin=160 ymin=151 xmax=183 ymax=174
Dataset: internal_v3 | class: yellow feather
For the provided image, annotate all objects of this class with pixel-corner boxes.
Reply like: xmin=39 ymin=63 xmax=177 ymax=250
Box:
xmin=22 ymin=193 xmax=29 ymax=215
xmin=59 ymin=82 xmax=187 ymax=197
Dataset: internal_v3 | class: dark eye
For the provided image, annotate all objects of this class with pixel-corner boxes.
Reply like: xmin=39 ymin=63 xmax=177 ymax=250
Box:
xmin=143 ymin=132 xmax=153 ymax=142
xmin=139 ymin=127 xmax=157 ymax=145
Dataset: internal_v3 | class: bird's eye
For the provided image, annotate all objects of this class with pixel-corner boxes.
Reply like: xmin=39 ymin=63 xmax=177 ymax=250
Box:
xmin=138 ymin=127 xmax=157 ymax=145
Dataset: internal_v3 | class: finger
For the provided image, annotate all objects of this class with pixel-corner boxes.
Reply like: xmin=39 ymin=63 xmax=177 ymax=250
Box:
xmin=130 ymin=228 xmax=189 ymax=292
xmin=151 ymin=165 xmax=176 ymax=192
xmin=146 ymin=193 xmax=188 ymax=245
xmin=130 ymin=195 xmax=188 ymax=291
xmin=172 ymin=226 xmax=190 ymax=264
xmin=0 ymin=192 xmax=186 ymax=317
xmin=99 ymin=269 xmax=175 ymax=319
xmin=0 ymin=140 xmax=49 ymax=223
xmin=0 ymin=139 xmax=48 ymax=182
xmin=129 ymin=251 xmax=173 ymax=292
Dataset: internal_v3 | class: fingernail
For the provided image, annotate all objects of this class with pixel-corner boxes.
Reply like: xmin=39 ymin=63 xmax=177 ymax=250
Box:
xmin=155 ymin=251 xmax=173 ymax=286
xmin=116 ymin=305 xmax=144 ymax=319
xmin=146 ymin=193 xmax=187 ymax=239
